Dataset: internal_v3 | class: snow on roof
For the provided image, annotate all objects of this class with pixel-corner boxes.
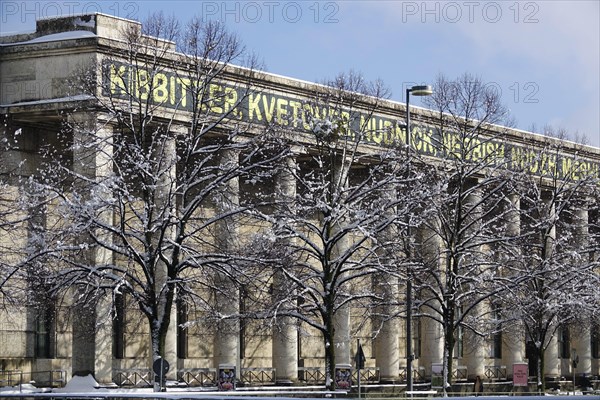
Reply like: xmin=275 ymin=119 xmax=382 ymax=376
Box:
xmin=37 ymin=12 xmax=138 ymax=25
xmin=0 ymin=30 xmax=96 ymax=46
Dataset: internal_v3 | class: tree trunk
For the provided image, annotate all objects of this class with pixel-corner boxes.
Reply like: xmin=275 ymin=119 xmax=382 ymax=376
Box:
xmin=444 ymin=329 xmax=455 ymax=395
xmin=442 ymin=346 xmax=450 ymax=397
xmin=537 ymin=346 xmax=545 ymax=393
xmin=149 ymin=282 xmax=175 ymax=392
xmin=324 ymin=322 xmax=336 ymax=391
xmin=325 ymin=335 xmax=335 ymax=390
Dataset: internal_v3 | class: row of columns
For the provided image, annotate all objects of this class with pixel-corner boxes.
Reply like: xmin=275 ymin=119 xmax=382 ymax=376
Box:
xmin=41 ymin=114 xmax=599 ymax=383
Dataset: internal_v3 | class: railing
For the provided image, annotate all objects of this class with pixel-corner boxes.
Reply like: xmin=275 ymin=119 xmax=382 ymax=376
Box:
xmin=352 ymin=367 xmax=380 ymax=383
xmin=240 ymin=367 xmax=276 ymax=385
xmin=0 ymin=370 xmax=25 ymax=387
xmin=485 ymin=365 xmax=507 ymax=380
xmin=298 ymin=367 xmax=326 ymax=383
xmin=399 ymin=366 xmax=426 ymax=382
xmin=452 ymin=365 xmax=468 ymax=381
xmin=179 ymin=368 xmax=278 ymax=386
xmin=0 ymin=369 xmax=66 ymax=388
xmin=113 ymin=368 xmax=152 ymax=387
xmin=177 ymin=368 xmax=216 ymax=387
xmin=298 ymin=367 xmax=380 ymax=385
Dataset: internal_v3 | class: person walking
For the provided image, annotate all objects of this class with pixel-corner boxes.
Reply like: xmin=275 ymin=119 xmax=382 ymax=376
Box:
xmin=473 ymin=375 xmax=484 ymax=396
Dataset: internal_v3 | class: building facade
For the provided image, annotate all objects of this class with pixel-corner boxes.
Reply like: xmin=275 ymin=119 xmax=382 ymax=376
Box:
xmin=1 ymin=14 xmax=599 ymax=388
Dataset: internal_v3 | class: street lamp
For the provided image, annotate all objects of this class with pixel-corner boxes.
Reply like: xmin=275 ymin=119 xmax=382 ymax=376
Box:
xmin=405 ymin=84 xmax=432 ymax=394
xmin=405 ymin=85 xmax=433 ymax=157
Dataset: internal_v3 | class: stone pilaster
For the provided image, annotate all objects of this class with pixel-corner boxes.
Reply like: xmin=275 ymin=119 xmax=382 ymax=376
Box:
xmin=94 ymin=294 xmax=113 ymax=382
xmin=153 ymin=127 xmax=180 ymax=379
xmin=213 ymin=147 xmax=240 ymax=369
xmin=70 ymin=113 xmax=114 ymax=381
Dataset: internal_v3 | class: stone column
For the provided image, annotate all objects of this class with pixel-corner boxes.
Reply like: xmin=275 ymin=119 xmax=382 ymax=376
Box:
xmin=572 ymin=203 xmax=592 ymax=376
xmin=373 ymin=182 xmax=400 ymax=382
xmin=70 ymin=113 xmax=114 ymax=381
xmin=420 ymin=315 xmax=444 ymax=375
xmin=373 ymin=273 xmax=401 ymax=382
xmin=334 ymin=306 xmax=351 ymax=364
xmin=542 ymin=193 xmax=560 ymax=379
xmin=544 ymin=334 xmax=560 ymax=378
xmin=332 ymin=158 xmax=350 ymax=366
xmin=415 ymin=222 xmax=444 ymax=377
xmin=463 ymin=187 xmax=486 ymax=379
xmin=463 ymin=304 xmax=486 ymax=379
xmin=503 ymin=193 xmax=525 ymax=375
xmin=272 ymin=155 xmax=298 ymax=384
xmin=213 ymin=147 xmax=240 ymax=369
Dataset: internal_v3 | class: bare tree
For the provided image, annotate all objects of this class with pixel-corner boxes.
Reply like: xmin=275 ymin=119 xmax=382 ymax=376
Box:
xmin=417 ymin=73 xmax=517 ymax=392
xmin=0 ymin=119 xmax=19 ymax=305
xmin=0 ymin=158 xmax=25 ymax=307
xmin=502 ymin=130 xmax=600 ymax=392
xmin=24 ymin=13 xmax=286 ymax=383
xmin=245 ymin=71 xmax=435 ymax=390
xmin=0 ymin=116 xmax=46 ymax=308
xmin=528 ymin=123 xmax=591 ymax=146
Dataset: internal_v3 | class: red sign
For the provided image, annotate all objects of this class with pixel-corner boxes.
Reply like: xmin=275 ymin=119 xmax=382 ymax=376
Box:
xmin=513 ymin=363 xmax=528 ymax=387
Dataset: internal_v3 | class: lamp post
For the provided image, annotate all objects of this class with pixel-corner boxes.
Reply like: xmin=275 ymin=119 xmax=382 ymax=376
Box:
xmin=405 ymin=84 xmax=432 ymax=394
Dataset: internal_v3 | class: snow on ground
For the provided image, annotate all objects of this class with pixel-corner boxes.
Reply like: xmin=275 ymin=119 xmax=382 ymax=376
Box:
xmin=0 ymin=382 xmax=47 ymax=394
xmin=0 ymin=376 xmax=597 ymax=399
xmin=0 ymin=374 xmax=339 ymax=397
xmin=0 ymin=377 xmax=341 ymax=398
xmin=53 ymin=374 xmax=100 ymax=392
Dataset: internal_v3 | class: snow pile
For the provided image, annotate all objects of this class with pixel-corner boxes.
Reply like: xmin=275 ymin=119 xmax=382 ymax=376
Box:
xmin=53 ymin=374 xmax=99 ymax=392
xmin=0 ymin=382 xmax=45 ymax=394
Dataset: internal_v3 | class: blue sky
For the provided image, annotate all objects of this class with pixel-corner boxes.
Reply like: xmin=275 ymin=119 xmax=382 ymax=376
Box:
xmin=1 ymin=0 xmax=599 ymax=147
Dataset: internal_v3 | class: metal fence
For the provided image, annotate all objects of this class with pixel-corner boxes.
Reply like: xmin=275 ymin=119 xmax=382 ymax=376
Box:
xmin=177 ymin=368 xmax=217 ymax=387
xmin=452 ymin=366 xmax=468 ymax=381
xmin=0 ymin=369 xmax=66 ymax=388
xmin=484 ymin=365 xmax=507 ymax=380
xmin=176 ymin=367 xmax=277 ymax=386
xmin=353 ymin=367 xmax=380 ymax=383
xmin=113 ymin=368 xmax=152 ymax=387
xmin=399 ymin=366 xmax=427 ymax=382
xmin=240 ymin=368 xmax=276 ymax=385
xmin=298 ymin=367 xmax=380 ymax=385
xmin=298 ymin=367 xmax=326 ymax=384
